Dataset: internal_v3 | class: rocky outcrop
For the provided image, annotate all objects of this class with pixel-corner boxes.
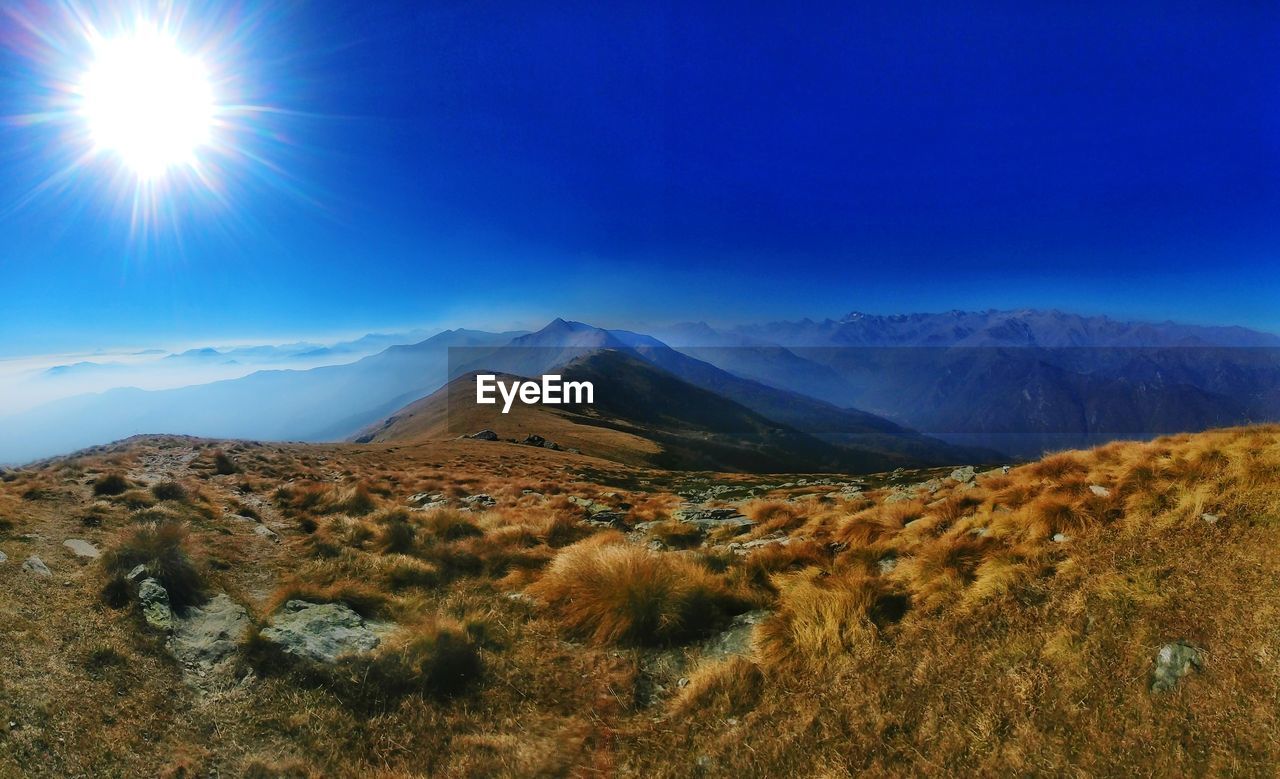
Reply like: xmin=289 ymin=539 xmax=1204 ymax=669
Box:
xmin=259 ymin=600 xmax=390 ymax=663
xmin=469 ymin=429 xmax=498 ymax=441
xmin=1151 ymin=641 xmax=1203 ymax=692
xmin=22 ymin=556 xmax=50 ymax=577
xmin=138 ymin=578 xmax=174 ymax=632
xmin=62 ymin=539 xmax=100 ymax=559
xmin=169 ymin=594 xmax=251 ymax=670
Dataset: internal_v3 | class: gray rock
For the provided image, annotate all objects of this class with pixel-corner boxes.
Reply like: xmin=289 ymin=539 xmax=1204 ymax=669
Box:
xmin=22 ymin=556 xmax=50 ymax=577
xmin=1052 ymin=533 xmax=1070 ymax=543
xmin=1152 ymin=641 xmax=1203 ymax=692
xmin=169 ymin=594 xmax=249 ymax=668
xmin=583 ymin=511 xmax=627 ymax=529
xmin=1089 ymin=485 xmax=1111 ymax=497
xmin=253 ymin=524 xmax=279 ymax=543
xmin=62 ymin=539 xmax=100 ymax=559
xmin=461 ymin=493 xmax=496 ymax=509
xmin=949 ymin=466 xmax=976 ymax=484
xmin=876 ymin=556 xmax=899 ymax=575
xmin=1201 ymin=513 xmax=1220 ymax=525
xmin=260 ymin=600 xmax=388 ymax=663
xmin=125 ymin=564 xmax=150 ymax=583
xmin=0 ymin=550 xmax=7 ymax=564
xmin=674 ymin=506 xmax=753 ymax=531
xmin=138 ymin=578 xmax=173 ymax=631
xmin=469 ymin=429 xmax=498 ymax=441
xmin=700 ymin=610 xmax=769 ymax=660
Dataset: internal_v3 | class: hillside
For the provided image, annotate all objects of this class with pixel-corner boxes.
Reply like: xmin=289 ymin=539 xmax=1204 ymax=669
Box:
xmin=3 ymin=426 xmax=1280 ymax=774
xmin=356 ymin=351 xmax=932 ymax=474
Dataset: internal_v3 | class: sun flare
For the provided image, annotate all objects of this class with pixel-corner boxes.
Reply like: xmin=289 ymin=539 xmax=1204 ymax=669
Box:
xmin=78 ymin=25 xmax=214 ymax=179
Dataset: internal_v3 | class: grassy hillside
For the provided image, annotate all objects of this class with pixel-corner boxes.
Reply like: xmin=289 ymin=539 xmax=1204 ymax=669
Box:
xmin=1 ymin=426 xmax=1279 ymax=775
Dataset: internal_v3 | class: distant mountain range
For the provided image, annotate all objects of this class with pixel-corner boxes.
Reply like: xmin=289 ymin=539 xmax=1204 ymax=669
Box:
xmin=4 ymin=309 xmax=1278 ymax=465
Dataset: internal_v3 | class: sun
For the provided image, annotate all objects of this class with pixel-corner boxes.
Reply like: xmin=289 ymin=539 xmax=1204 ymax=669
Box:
xmin=78 ymin=24 xmax=215 ymax=180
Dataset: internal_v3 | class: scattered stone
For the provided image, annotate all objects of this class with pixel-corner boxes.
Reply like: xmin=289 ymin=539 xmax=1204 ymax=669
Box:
xmin=699 ymin=610 xmax=769 ymax=660
xmin=138 ymin=578 xmax=174 ymax=632
xmin=876 ymin=556 xmax=898 ymax=575
xmin=169 ymin=594 xmax=250 ymax=669
xmin=260 ymin=600 xmax=389 ymax=663
xmin=469 ymin=429 xmax=498 ymax=441
xmin=505 ymin=592 xmax=537 ymax=605
xmin=22 ymin=556 xmax=50 ymax=577
xmin=125 ymin=564 xmax=150 ymax=583
xmin=1052 ymin=533 xmax=1070 ymax=543
xmin=1201 ymin=513 xmax=1220 ymax=525
xmin=678 ymin=677 xmax=690 ymax=688
xmin=884 ymin=491 xmax=914 ymax=505
xmin=1001 ymin=465 xmax=1011 ymax=474
xmin=461 ymin=493 xmax=496 ymax=509
xmin=583 ymin=511 xmax=627 ymax=530
xmin=674 ymin=506 xmax=753 ymax=531
xmin=1151 ymin=641 xmax=1203 ymax=692
xmin=949 ymin=466 xmax=976 ymax=484
xmin=62 ymin=539 xmax=100 ymax=559
xmin=1089 ymin=485 xmax=1111 ymax=497
xmin=253 ymin=525 xmax=279 ymax=543
xmin=0 ymin=550 xmax=7 ymax=564
xmin=521 ymin=434 xmax=547 ymax=447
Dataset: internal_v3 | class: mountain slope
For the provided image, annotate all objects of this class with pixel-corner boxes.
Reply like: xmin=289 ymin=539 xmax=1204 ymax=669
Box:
xmin=359 ymin=350 xmax=929 ymax=473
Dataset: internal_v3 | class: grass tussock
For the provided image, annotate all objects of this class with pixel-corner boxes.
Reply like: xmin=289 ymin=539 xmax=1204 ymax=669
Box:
xmin=529 ymin=535 xmax=742 ymax=646
xmin=93 ymin=473 xmax=131 ymax=496
xmin=101 ymin=521 xmax=206 ymax=610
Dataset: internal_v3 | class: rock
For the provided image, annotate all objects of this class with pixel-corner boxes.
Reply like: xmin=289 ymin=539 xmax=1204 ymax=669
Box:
xmin=884 ymin=491 xmax=914 ymax=505
xmin=1001 ymin=465 xmax=1011 ymax=474
xmin=469 ymin=429 xmax=498 ymax=441
xmin=583 ymin=511 xmax=627 ymax=529
xmin=1201 ymin=513 xmax=1220 ymax=525
xmin=0 ymin=550 xmax=7 ymax=564
xmin=674 ymin=507 xmax=753 ymax=531
xmin=1089 ymin=485 xmax=1111 ymax=497
xmin=253 ymin=524 xmax=279 ymax=543
xmin=1151 ymin=641 xmax=1203 ymax=692
xmin=876 ymin=556 xmax=898 ymax=575
xmin=169 ymin=594 xmax=250 ymax=669
xmin=62 ymin=539 xmax=100 ymax=559
xmin=521 ymin=434 xmax=546 ymax=447
xmin=699 ymin=610 xmax=769 ymax=660
xmin=259 ymin=600 xmax=388 ymax=663
xmin=125 ymin=564 xmax=150 ymax=583
xmin=949 ymin=466 xmax=976 ymax=484
xmin=22 ymin=556 xmax=50 ymax=577
xmin=461 ymin=494 xmax=496 ymax=509
xmin=138 ymin=578 xmax=174 ymax=631
xmin=1052 ymin=533 xmax=1070 ymax=543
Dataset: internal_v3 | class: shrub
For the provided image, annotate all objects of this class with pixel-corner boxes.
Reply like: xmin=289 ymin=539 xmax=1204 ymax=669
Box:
xmin=377 ymin=510 xmax=418 ymax=554
xmin=419 ymin=508 xmax=483 ymax=541
xmin=529 ymin=535 xmax=741 ymax=646
xmin=645 ymin=520 xmax=704 ymax=549
xmin=151 ymin=481 xmax=188 ymax=502
xmin=101 ymin=521 xmax=206 ymax=610
xmin=758 ymin=569 xmax=907 ymax=666
xmin=359 ymin=618 xmax=482 ymax=698
xmin=93 ymin=473 xmax=130 ymax=496
xmin=212 ymin=451 xmax=239 ymax=475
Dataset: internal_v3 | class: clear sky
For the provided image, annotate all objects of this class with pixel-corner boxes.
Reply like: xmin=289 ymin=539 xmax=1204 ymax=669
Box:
xmin=1 ymin=0 xmax=1277 ymax=356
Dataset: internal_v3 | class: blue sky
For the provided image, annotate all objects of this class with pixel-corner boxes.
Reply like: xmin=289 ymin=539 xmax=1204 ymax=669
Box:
xmin=1 ymin=0 xmax=1277 ymax=355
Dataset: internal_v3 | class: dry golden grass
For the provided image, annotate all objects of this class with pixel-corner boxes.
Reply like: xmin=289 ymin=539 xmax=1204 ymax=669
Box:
xmin=10 ymin=427 xmax=1280 ymax=775
xmin=529 ymin=534 xmax=744 ymax=646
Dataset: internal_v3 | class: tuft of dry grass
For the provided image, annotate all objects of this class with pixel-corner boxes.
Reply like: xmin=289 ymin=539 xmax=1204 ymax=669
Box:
xmin=101 ymin=521 xmax=206 ymax=610
xmin=529 ymin=535 xmax=742 ymax=646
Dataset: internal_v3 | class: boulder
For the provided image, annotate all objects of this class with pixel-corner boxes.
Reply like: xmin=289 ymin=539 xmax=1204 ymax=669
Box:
xmin=673 ymin=507 xmax=753 ymax=531
xmin=949 ymin=466 xmax=976 ymax=484
xmin=62 ymin=539 xmax=100 ymax=559
xmin=139 ymin=578 xmax=174 ymax=631
xmin=461 ymin=494 xmax=496 ymax=509
xmin=700 ymin=610 xmax=770 ymax=660
xmin=168 ymin=594 xmax=250 ymax=668
xmin=22 ymin=556 xmax=50 ymax=577
xmin=521 ymin=434 xmax=546 ymax=447
xmin=1151 ymin=641 xmax=1203 ymax=692
xmin=253 ymin=524 xmax=279 ymax=543
xmin=469 ymin=429 xmax=498 ymax=441
xmin=1089 ymin=485 xmax=1111 ymax=497
xmin=259 ymin=600 xmax=388 ymax=663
